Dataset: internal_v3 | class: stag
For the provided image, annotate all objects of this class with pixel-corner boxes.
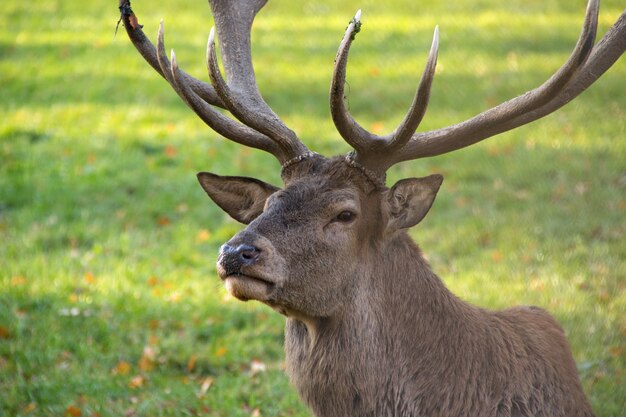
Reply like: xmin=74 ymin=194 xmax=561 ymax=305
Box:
xmin=118 ymin=0 xmax=626 ymax=416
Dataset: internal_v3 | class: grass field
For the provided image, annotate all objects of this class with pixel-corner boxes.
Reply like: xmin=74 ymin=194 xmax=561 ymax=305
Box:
xmin=1 ymin=0 xmax=625 ymax=416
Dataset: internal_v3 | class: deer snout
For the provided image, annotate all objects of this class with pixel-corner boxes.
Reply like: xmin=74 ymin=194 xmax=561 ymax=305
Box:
xmin=218 ymin=244 xmax=261 ymax=277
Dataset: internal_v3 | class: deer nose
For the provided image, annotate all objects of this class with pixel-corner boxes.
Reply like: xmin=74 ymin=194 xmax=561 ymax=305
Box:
xmin=218 ymin=244 xmax=261 ymax=275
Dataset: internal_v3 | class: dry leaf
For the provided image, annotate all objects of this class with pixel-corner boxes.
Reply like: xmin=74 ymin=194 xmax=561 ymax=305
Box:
xmin=196 ymin=229 xmax=211 ymax=242
xmin=166 ymin=291 xmax=181 ymax=303
xmin=138 ymin=346 xmax=157 ymax=372
xmin=138 ymin=356 xmax=154 ymax=372
xmin=128 ymin=375 xmax=145 ymax=389
xmin=128 ymin=13 xmax=143 ymax=30
xmin=148 ymin=334 xmax=159 ymax=346
xmin=23 ymin=403 xmax=37 ymax=413
xmin=608 ymin=346 xmax=624 ymax=358
xmin=164 ymin=145 xmax=177 ymax=158
xmin=187 ymin=354 xmax=198 ymax=373
xmin=0 ymin=326 xmax=10 ymax=339
xmin=84 ymin=272 xmax=96 ymax=284
xmin=113 ymin=360 xmax=131 ymax=375
xmin=529 ymin=278 xmax=545 ymax=292
xmin=156 ymin=217 xmax=171 ymax=227
xmin=198 ymin=376 xmax=214 ymax=397
xmin=11 ymin=276 xmax=27 ymax=286
xmin=250 ymin=359 xmax=267 ymax=376
xmin=65 ymin=405 xmax=82 ymax=417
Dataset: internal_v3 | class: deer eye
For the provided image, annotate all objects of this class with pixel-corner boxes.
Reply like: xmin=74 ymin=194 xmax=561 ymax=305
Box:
xmin=334 ymin=210 xmax=356 ymax=223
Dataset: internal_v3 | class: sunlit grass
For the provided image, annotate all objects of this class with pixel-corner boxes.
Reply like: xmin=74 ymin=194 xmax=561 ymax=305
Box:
xmin=1 ymin=0 xmax=625 ymax=416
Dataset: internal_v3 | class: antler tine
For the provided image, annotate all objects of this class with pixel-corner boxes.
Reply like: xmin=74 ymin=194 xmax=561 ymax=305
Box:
xmin=386 ymin=26 xmax=439 ymax=153
xmin=169 ymin=62 xmax=281 ymax=156
xmin=330 ymin=10 xmax=370 ymax=152
xmin=206 ymin=28 xmax=306 ymax=161
xmin=330 ymin=11 xmax=439 ymax=172
xmin=118 ymin=0 xmax=224 ymax=108
xmin=207 ymin=0 xmax=309 ymax=161
xmin=154 ymin=21 xmax=279 ymax=155
xmin=392 ymin=0 xmax=626 ymax=165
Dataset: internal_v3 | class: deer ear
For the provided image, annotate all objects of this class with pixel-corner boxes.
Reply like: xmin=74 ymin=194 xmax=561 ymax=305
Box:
xmin=197 ymin=172 xmax=280 ymax=224
xmin=383 ymin=174 xmax=443 ymax=231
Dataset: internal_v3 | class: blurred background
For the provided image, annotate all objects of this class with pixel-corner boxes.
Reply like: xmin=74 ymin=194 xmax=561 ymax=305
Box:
xmin=1 ymin=0 xmax=624 ymax=415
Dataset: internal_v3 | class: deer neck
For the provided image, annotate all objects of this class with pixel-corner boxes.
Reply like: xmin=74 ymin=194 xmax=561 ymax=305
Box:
xmin=284 ymin=233 xmax=483 ymax=416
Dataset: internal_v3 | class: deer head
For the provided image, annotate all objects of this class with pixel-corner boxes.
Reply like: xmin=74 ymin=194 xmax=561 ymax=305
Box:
xmin=118 ymin=0 xmax=625 ymax=315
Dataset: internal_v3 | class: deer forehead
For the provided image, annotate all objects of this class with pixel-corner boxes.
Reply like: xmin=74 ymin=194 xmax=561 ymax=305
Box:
xmin=268 ymin=183 xmax=363 ymax=214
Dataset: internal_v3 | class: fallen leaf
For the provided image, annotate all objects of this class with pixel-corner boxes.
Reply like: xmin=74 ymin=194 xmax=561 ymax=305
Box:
xmin=529 ymin=278 xmax=545 ymax=292
xmin=597 ymin=290 xmax=610 ymax=303
xmin=608 ymin=346 xmax=624 ymax=358
xmin=156 ymin=217 xmax=171 ymax=227
xmin=84 ymin=272 xmax=96 ymax=284
xmin=197 ymin=376 xmax=214 ymax=397
xmin=113 ymin=360 xmax=131 ymax=375
xmin=164 ymin=145 xmax=177 ymax=158
xmin=575 ymin=182 xmax=588 ymax=196
xmin=0 ymin=326 xmax=10 ymax=339
xmin=65 ymin=405 xmax=82 ymax=417
xmin=138 ymin=346 xmax=157 ymax=372
xmin=128 ymin=375 xmax=145 ymax=389
xmin=250 ymin=359 xmax=267 ymax=376
xmin=187 ymin=354 xmax=198 ymax=373
xmin=11 ymin=276 xmax=27 ymax=286
xmin=23 ymin=403 xmax=37 ymax=413
xmin=196 ymin=229 xmax=211 ymax=242
xmin=166 ymin=291 xmax=181 ymax=303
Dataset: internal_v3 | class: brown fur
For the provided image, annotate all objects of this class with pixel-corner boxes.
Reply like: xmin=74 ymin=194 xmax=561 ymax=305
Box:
xmin=199 ymin=156 xmax=594 ymax=417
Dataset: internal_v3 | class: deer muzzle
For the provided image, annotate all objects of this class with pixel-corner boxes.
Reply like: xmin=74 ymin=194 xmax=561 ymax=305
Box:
xmin=216 ymin=235 xmax=286 ymax=302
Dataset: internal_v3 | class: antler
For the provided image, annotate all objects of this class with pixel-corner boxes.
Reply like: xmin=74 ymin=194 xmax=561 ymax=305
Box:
xmin=118 ymin=0 xmax=309 ymax=164
xmin=331 ymin=10 xmax=440 ymax=170
xmin=332 ymin=0 xmax=626 ymax=176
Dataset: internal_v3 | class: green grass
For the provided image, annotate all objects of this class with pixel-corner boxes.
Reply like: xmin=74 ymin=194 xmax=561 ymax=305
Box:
xmin=1 ymin=0 xmax=625 ymax=415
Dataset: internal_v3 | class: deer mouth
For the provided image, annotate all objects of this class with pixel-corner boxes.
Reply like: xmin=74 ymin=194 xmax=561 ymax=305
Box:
xmin=223 ymin=273 xmax=275 ymax=301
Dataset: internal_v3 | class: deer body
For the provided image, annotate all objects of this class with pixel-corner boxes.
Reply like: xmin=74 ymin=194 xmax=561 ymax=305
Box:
xmin=285 ymin=237 xmax=592 ymax=417
xmin=119 ymin=0 xmax=625 ymax=415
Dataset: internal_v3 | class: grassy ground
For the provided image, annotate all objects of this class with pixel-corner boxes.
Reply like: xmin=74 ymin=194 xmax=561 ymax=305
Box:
xmin=1 ymin=0 xmax=625 ymax=416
